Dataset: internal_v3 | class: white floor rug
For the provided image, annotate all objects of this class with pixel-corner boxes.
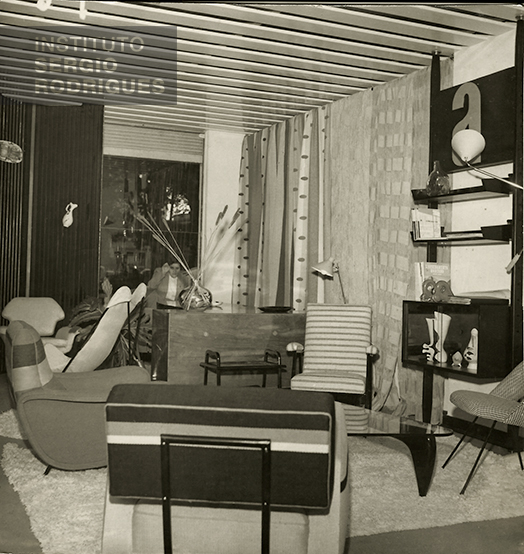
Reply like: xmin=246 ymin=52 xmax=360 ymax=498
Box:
xmin=1 ymin=409 xmax=523 ymax=553
xmin=0 ymin=409 xmax=24 ymax=440
xmin=1 ymin=442 xmax=106 ymax=554
xmin=347 ymin=434 xmax=524 ymax=537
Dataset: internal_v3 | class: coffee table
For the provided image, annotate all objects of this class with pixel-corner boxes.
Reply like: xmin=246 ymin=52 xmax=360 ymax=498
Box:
xmin=343 ymin=405 xmax=453 ymax=496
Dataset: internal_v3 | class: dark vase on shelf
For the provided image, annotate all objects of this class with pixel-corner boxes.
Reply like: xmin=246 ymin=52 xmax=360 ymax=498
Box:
xmin=426 ymin=161 xmax=450 ymax=196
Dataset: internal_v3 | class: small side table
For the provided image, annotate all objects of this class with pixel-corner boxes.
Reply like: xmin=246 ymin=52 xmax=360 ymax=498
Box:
xmin=200 ymin=349 xmax=286 ymax=387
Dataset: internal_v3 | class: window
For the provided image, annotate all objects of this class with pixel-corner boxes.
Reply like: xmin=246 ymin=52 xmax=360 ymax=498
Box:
xmin=100 ymin=156 xmax=201 ymax=290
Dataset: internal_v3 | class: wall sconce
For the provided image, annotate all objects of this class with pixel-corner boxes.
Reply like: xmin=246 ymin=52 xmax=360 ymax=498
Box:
xmin=451 ymin=129 xmax=523 ymax=190
xmin=312 ymin=257 xmax=347 ymax=304
xmin=0 ymin=140 xmax=23 ymax=163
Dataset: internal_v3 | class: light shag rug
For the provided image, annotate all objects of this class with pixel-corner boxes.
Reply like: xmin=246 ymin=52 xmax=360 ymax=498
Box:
xmin=0 ymin=408 xmax=25 ymax=440
xmin=347 ymin=434 xmax=524 ymax=537
xmin=1 ymin=408 xmax=524 ymax=553
xmin=1 ymin=442 xmax=106 ymax=554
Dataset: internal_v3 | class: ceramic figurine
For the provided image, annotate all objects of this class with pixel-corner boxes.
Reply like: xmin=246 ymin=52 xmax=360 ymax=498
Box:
xmin=422 ymin=317 xmax=436 ymax=362
xmin=434 ymin=311 xmax=451 ymax=364
xmin=452 ymin=351 xmax=463 ymax=368
xmin=464 ymin=328 xmax=479 ymax=371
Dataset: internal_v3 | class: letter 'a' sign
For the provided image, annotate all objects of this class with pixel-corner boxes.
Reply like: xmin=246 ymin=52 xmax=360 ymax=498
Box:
xmin=431 ymin=67 xmax=516 ymax=173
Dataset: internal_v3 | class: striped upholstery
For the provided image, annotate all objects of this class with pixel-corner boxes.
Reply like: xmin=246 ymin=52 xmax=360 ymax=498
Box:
xmin=106 ymin=384 xmax=335 ymax=509
xmin=6 ymin=321 xmax=53 ymax=394
xmin=451 ymin=362 xmax=524 ymax=427
xmin=291 ymin=304 xmax=373 ymax=395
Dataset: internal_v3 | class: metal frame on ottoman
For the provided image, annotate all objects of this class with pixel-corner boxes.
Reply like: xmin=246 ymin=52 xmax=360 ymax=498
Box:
xmin=101 ymin=384 xmax=350 ymax=554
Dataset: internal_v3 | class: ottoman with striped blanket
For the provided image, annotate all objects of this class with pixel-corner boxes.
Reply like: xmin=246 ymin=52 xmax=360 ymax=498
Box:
xmin=102 ymin=384 xmax=350 ymax=554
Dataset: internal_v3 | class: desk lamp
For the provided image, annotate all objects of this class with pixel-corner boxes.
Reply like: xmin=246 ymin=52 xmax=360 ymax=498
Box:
xmin=312 ymin=257 xmax=347 ymax=304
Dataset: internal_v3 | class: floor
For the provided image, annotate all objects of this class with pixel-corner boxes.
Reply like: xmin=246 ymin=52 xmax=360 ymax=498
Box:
xmin=1 ymin=372 xmax=524 ymax=554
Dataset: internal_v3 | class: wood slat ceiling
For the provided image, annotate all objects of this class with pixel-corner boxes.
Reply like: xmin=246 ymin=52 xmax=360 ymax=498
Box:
xmin=0 ymin=1 xmax=523 ymax=135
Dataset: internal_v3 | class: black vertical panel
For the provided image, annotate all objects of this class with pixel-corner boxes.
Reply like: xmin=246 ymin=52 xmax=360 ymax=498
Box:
xmin=0 ymin=96 xmax=30 ymax=314
xmin=30 ymin=103 xmax=103 ymax=318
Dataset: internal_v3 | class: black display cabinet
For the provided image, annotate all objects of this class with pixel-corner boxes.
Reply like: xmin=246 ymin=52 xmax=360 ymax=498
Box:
xmin=402 ymin=299 xmax=510 ymax=379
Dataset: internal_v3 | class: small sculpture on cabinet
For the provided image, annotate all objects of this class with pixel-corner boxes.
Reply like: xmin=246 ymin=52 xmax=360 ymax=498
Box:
xmin=464 ymin=328 xmax=479 ymax=372
xmin=422 ymin=317 xmax=436 ymax=362
xmin=434 ymin=311 xmax=451 ymax=364
xmin=451 ymin=351 xmax=463 ymax=368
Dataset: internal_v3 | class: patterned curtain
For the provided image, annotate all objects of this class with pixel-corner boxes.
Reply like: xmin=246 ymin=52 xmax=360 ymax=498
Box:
xmin=232 ymin=107 xmax=330 ymax=311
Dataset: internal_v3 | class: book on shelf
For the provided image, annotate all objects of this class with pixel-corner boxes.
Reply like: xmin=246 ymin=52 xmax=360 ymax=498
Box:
xmin=411 ymin=207 xmax=441 ymax=240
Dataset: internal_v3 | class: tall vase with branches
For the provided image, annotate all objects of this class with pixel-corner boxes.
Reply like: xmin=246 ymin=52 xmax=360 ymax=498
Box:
xmin=135 ymin=205 xmax=245 ymax=310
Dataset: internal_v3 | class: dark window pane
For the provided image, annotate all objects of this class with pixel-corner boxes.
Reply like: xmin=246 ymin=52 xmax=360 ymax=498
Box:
xmin=100 ymin=156 xmax=201 ymax=290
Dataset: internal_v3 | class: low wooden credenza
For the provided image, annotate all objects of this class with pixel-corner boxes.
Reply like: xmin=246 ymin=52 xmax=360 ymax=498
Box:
xmin=151 ymin=305 xmax=306 ymax=387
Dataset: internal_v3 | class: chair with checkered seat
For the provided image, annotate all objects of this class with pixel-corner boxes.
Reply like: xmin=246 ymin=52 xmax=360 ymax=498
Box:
xmin=101 ymin=384 xmax=350 ymax=554
xmin=442 ymin=361 xmax=524 ymax=494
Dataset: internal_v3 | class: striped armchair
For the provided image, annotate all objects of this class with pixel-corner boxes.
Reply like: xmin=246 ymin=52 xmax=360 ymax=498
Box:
xmin=289 ymin=304 xmax=378 ymax=409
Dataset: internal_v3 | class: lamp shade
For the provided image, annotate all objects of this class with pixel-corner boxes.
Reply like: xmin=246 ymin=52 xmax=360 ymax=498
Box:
xmin=451 ymin=129 xmax=486 ymax=163
xmin=312 ymin=257 xmax=335 ymax=277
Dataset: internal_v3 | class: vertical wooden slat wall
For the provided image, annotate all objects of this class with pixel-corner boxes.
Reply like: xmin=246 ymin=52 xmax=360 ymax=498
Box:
xmin=30 ymin=103 xmax=103 ymax=318
xmin=0 ymin=97 xmax=30 ymax=315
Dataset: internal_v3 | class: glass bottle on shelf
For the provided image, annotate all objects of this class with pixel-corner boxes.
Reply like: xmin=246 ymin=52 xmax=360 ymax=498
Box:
xmin=426 ymin=160 xmax=450 ymax=196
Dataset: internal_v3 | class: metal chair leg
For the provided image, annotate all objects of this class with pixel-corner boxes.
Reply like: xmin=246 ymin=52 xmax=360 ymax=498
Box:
xmin=519 ymin=451 xmax=524 ymax=471
xmin=442 ymin=417 xmax=478 ymax=469
xmin=459 ymin=421 xmax=496 ymax=495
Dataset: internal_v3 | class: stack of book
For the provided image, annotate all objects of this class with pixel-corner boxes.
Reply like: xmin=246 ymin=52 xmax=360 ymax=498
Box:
xmin=411 ymin=207 xmax=441 ymax=240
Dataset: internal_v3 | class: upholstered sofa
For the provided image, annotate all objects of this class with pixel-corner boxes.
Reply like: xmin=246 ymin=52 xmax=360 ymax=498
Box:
xmin=102 ymin=384 xmax=350 ymax=554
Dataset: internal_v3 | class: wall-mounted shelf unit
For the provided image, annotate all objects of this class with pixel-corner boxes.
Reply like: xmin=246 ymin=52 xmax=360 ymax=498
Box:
xmin=411 ymin=223 xmax=512 ymax=244
xmin=411 ymin=178 xmax=511 ymax=204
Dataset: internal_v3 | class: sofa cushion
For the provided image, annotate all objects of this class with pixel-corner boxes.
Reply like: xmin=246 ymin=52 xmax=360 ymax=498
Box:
xmin=106 ymin=384 xmax=335 ymax=509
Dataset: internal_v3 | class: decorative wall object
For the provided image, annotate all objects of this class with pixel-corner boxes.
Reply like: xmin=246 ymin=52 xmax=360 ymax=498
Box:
xmin=0 ymin=140 xmax=23 ymax=163
xmin=62 ymin=203 xmax=78 ymax=228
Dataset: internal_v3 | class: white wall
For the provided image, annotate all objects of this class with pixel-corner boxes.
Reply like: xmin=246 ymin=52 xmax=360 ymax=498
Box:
xmin=201 ymin=129 xmax=245 ymax=304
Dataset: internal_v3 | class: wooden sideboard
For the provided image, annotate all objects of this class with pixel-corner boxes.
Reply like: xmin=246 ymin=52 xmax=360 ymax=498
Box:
xmin=151 ymin=305 xmax=306 ymax=387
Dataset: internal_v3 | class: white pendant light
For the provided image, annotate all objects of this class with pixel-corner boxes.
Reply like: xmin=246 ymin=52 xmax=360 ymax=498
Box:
xmin=450 ymin=129 xmax=522 ymax=190
xmin=451 ymin=129 xmax=486 ymax=163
